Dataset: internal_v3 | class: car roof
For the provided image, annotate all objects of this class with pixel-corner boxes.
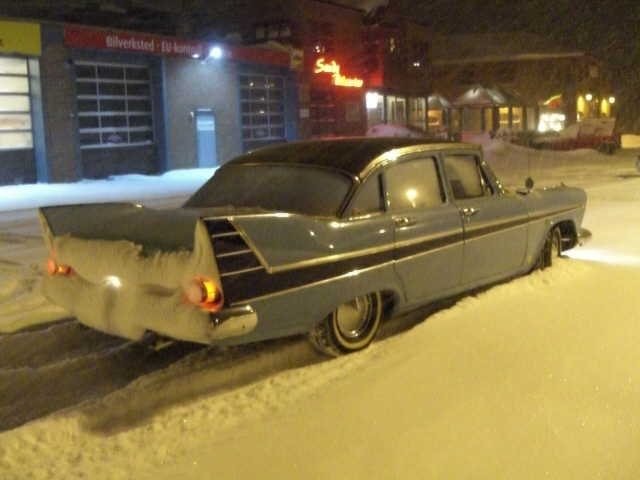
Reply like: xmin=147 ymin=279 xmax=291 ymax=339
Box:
xmin=223 ymin=137 xmax=465 ymax=179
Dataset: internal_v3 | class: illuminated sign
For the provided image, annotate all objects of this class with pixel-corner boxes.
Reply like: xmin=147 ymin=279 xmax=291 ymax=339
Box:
xmin=314 ymin=58 xmax=363 ymax=88
xmin=63 ymin=27 xmax=290 ymax=66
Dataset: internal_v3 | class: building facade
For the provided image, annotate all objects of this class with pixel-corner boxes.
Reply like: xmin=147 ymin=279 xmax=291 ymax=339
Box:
xmin=430 ymin=34 xmax=616 ymax=138
xmin=202 ymin=0 xmax=432 ymax=139
xmin=0 ymin=19 xmax=296 ymax=185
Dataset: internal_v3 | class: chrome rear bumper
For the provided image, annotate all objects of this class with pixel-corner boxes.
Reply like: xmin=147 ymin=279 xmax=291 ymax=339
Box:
xmin=209 ymin=306 xmax=258 ymax=341
xmin=578 ymin=228 xmax=592 ymax=246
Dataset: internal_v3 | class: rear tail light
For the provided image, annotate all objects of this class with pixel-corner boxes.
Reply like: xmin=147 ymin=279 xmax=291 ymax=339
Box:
xmin=186 ymin=276 xmax=224 ymax=312
xmin=46 ymin=257 xmax=73 ymax=276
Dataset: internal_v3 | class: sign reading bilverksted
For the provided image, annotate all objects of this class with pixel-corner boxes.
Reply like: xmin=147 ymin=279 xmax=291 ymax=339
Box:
xmin=64 ymin=27 xmax=208 ymax=58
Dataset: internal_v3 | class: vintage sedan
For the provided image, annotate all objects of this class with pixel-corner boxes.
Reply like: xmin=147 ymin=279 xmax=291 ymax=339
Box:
xmin=39 ymin=138 xmax=590 ymax=356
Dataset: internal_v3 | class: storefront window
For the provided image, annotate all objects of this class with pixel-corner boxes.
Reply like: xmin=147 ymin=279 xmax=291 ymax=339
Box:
xmin=499 ymin=107 xmax=509 ymax=129
xmin=451 ymin=109 xmax=461 ymax=134
xmin=0 ymin=57 xmax=33 ymax=150
xmin=240 ymin=74 xmax=286 ymax=141
xmin=468 ymin=108 xmax=482 ymax=132
xmin=75 ymin=62 xmax=154 ymax=148
xmin=511 ymin=107 xmax=523 ymax=130
xmin=366 ymin=91 xmax=383 ymax=128
xmin=428 ymin=109 xmax=443 ymax=135
xmin=408 ymin=97 xmax=426 ymax=131
xmin=386 ymin=95 xmax=406 ymax=125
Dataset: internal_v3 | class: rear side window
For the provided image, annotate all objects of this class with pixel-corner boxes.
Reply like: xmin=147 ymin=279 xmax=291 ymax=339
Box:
xmin=385 ymin=157 xmax=444 ymax=211
xmin=350 ymin=174 xmax=383 ymax=217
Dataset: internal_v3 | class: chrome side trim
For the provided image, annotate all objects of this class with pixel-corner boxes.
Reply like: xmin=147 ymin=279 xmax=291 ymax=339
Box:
xmin=216 ymin=248 xmax=253 ymax=258
xmin=227 ymin=217 xmax=272 ymax=272
xmin=528 ymin=204 xmax=584 ymax=222
xmin=359 ymin=143 xmax=480 ymax=179
xmin=229 ymin=259 xmax=396 ymax=307
xmin=217 ymin=204 xmax=584 ymax=276
xmin=268 ymin=242 xmax=396 ymax=274
xmin=220 ymin=265 xmax=264 ymax=278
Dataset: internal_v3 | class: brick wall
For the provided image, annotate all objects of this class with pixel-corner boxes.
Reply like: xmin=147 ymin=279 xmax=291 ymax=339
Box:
xmin=41 ymin=45 xmax=79 ymax=183
xmin=164 ymin=57 xmax=242 ymax=169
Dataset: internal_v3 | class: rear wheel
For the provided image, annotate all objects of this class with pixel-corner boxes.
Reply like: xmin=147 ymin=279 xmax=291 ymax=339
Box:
xmin=309 ymin=292 xmax=382 ymax=356
xmin=537 ymin=226 xmax=562 ymax=270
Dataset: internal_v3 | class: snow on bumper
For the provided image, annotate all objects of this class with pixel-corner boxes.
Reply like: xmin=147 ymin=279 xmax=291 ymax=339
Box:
xmin=39 ymin=213 xmax=257 ymax=344
xmin=42 ymin=274 xmax=257 ymax=344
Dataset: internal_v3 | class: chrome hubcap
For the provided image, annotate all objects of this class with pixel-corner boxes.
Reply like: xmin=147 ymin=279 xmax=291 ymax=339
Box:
xmin=335 ymin=296 xmax=372 ymax=339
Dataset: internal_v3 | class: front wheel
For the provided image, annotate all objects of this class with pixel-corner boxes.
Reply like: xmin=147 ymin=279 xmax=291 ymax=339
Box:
xmin=536 ymin=226 xmax=562 ymax=270
xmin=308 ymin=292 xmax=383 ymax=356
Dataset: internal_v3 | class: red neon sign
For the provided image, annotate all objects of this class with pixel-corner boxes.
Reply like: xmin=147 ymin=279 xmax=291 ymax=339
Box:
xmin=314 ymin=58 xmax=363 ymax=88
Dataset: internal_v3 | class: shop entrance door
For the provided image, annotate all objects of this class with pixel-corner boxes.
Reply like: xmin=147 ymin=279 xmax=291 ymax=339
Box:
xmin=196 ymin=110 xmax=217 ymax=167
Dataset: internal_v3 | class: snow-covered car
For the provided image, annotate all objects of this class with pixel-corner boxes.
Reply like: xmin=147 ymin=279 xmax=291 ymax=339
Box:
xmin=532 ymin=117 xmax=621 ymax=154
xmin=39 ymin=138 xmax=590 ymax=355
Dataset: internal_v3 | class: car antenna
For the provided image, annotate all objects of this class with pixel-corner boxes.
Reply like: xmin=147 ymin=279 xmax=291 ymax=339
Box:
xmin=525 ymin=146 xmax=534 ymax=191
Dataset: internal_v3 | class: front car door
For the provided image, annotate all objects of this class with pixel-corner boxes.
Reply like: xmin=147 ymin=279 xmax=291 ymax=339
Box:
xmin=383 ymin=154 xmax=464 ymax=303
xmin=442 ymin=150 xmax=528 ymax=285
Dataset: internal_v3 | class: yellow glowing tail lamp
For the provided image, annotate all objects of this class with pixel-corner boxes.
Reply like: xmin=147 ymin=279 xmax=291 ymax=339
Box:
xmin=187 ymin=276 xmax=224 ymax=312
xmin=46 ymin=257 xmax=73 ymax=276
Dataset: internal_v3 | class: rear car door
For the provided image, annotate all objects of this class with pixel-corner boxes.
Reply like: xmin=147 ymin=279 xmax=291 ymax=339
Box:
xmin=383 ymin=155 xmax=464 ymax=302
xmin=442 ymin=151 xmax=528 ymax=285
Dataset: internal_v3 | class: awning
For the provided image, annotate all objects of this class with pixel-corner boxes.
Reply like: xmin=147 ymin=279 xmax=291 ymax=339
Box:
xmin=428 ymin=92 xmax=451 ymax=109
xmin=451 ymin=84 xmax=508 ymax=107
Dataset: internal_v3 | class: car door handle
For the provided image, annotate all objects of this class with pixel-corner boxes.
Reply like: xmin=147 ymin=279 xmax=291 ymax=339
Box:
xmin=462 ymin=207 xmax=479 ymax=217
xmin=395 ymin=217 xmax=417 ymax=227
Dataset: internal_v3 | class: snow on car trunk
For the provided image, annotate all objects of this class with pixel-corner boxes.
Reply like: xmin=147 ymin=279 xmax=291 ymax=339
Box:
xmin=38 ymin=204 xmax=225 ymax=343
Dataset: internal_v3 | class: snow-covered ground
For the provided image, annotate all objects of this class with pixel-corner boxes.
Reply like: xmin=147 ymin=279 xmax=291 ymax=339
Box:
xmin=1 ymin=140 xmax=640 ymax=479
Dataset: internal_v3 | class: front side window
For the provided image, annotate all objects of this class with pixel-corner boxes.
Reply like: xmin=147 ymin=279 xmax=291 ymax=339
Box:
xmin=350 ymin=174 xmax=383 ymax=217
xmin=75 ymin=62 xmax=154 ymax=148
xmin=444 ymin=154 xmax=494 ymax=200
xmin=385 ymin=157 xmax=444 ymax=211
xmin=0 ymin=57 xmax=32 ymax=150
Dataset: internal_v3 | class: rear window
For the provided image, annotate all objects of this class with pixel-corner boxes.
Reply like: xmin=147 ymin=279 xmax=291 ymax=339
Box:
xmin=184 ymin=165 xmax=353 ymax=217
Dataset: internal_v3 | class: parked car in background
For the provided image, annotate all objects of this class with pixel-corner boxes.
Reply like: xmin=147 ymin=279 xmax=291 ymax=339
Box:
xmin=39 ymin=138 xmax=590 ymax=356
xmin=532 ymin=117 xmax=621 ymax=154
xmin=366 ymin=123 xmax=427 ymax=138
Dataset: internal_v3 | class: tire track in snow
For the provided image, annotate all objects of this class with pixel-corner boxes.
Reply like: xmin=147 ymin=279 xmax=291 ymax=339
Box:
xmin=0 ymin=321 xmax=203 ymax=432
xmin=79 ymin=336 xmax=325 ymax=434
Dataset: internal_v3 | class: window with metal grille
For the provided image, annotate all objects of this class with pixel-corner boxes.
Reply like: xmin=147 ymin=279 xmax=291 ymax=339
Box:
xmin=0 ymin=57 xmax=33 ymax=150
xmin=75 ymin=62 xmax=154 ymax=148
xmin=309 ymin=90 xmax=336 ymax=137
xmin=240 ymin=74 xmax=286 ymax=142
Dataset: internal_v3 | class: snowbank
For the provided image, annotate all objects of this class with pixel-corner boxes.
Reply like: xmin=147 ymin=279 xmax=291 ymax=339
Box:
xmin=1 ymin=146 xmax=640 ymax=479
